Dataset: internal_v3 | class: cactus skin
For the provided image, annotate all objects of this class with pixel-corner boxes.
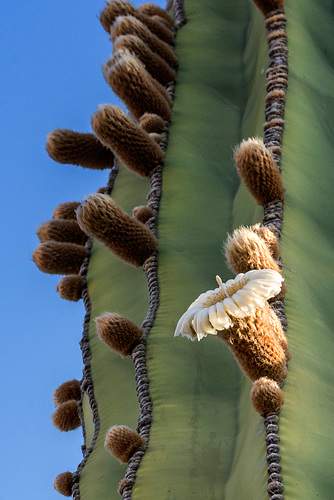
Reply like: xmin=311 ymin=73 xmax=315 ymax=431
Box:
xmin=34 ymin=0 xmax=334 ymax=498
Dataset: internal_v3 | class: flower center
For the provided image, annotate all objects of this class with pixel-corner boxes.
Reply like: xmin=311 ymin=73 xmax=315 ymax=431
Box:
xmin=202 ymin=275 xmax=250 ymax=308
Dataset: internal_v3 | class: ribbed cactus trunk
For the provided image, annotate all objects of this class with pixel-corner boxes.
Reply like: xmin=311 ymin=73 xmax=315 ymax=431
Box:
xmin=34 ymin=0 xmax=334 ymax=498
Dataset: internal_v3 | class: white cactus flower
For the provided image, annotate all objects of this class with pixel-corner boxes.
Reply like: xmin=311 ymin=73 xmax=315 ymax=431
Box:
xmin=174 ymin=269 xmax=283 ymax=341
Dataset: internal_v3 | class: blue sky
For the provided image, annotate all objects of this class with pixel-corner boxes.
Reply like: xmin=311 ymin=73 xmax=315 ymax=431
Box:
xmin=1 ymin=1 xmax=164 ymax=498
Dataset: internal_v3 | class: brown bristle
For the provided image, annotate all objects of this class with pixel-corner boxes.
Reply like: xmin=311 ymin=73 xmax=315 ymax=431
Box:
xmin=100 ymin=1 xmax=174 ymax=45
xmin=53 ymin=472 xmax=73 ymax=497
xmin=95 ymin=312 xmax=144 ymax=357
xmin=32 ymin=241 xmax=86 ymax=275
xmin=51 ymin=400 xmax=81 ymax=432
xmin=53 ymin=202 xmax=81 ymax=220
xmin=91 ymin=105 xmax=164 ymax=176
xmin=139 ymin=3 xmax=175 ymax=28
xmin=251 ymin=377 xmax=284 ymax=415
xmin=149 ymin=132 xmax=163 ymax=144
xmin=37 ymin=219 xmax=87 ymax=245
xmin=151 ymin=14 xmax=172 ymax=28
xmin=103 ymin=51 xmax=172 ymax=121
xmin=234 ymin=138 xmax=285 ymax=205
xmin=118 ymin=478 xmax=129 ymax=495
xmin=217 ymin=303 xmax=288 ymax=383
xmin=76 ymin=193 xmax=158 ymax=267
xmin=113 ymin=34 xmax=175 ymax=85
xmin=53 ymin=379 xmax=81 ymax=406
xmin=252 ymin=224 xmax=280 ymax=259
xmin=57 ymin=275 xmax=84 ymax=302
xmin=139 ymin=113 xmax=166 ymax=133
xmin=46 ymin=129 xmax=114 ymax=170
xmin=251 ymin=0 xmax=284 ymax=16
xmin=132 ymin=205 xmax=155 ymax=224
xmin=105 ymin=425 xmax=146 ymax=463
xmin=111 ymin=16 xmax=178 ymax=68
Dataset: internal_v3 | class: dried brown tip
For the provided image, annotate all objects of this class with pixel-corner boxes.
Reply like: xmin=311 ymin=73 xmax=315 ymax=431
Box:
xmin=51 ymin=400 xmax=81 ymax=431
xmin=252 ymin=224 xmax=280 ymax=259
xmin=53 ymin=379 xmax=81 ymax=406
xmin=105 ymin=425 xmax=146 ymax=463
xmin=91 ymin=105 xmax=164 ymax=176
xmin=37 ymin=219 xmax=87 ymax=245
xmin=54 ymin=471 xmax=73 ymax=497
xmin=32 ymin=241 xmax=86 ymax=275
xmin=95 ymin=312 xmax=143 ymax=356
xmin=252 ymin=0 xmax=284 ymax=16
xmin=217 ymin=303 xmax=288 ymax=382
xmin=251 ymin=377 xmax=284 ymax=415
xmin=225 ymin=226 xmax=281 ymax=275
xmin=57 ymin=275 xmax=84 ymax=302
xmin=53 ymin=202 xmax=81 ymax=220
xmin=76 ymin=193 xmax=158 ymax=267
xmin=139 ymin=3 xmax=175 ymax=28
xmin=103 ymin=50 xmax=172 ymax=121
xmin=234 ymin=138 xmax=285 ymax=205
xmin=140 ymin=113 xmax=166 ymax=133
xmin=113 ymin=34 xmax=175 ymax=85
xmin=132 ymin=205 xmax=155 ymax=224
xmin=111 ymin=16 xmax=177 ymax=68
xmin=46 ymin=129 xmax=114 ymax=170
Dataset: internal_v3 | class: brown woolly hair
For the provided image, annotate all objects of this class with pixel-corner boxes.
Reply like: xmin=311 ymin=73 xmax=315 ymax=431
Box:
xmin=53 ymin=202 xmax=81 ymax=220
xmin=252 ymin=224 xmax=280 ymax=259
xmin=37 ymin=219 xmax=87 ymax=245
xmin=234 ymin=137 xmax=285 ymax=205
xmin=95 ymin=312 xmax=144 ymax=357
xmin=32 ymin=241 xmax=86 ymax=275
xmin=149 ymin=132 xmax=163 ymax=144
xmin=53 ymin=379 xmax=81 ymax=407
xmin=100 ymin=0 xmax=174 ymax=45
xmin=132 ymin=205 xmax=155 ymax=224
xmin=51 ymin=400 xmax=81 ymax=432
xmin=217 ymin=303 xmax=288 ymax=383
xmin=91 ymin=105 xmax=164 ymax=177
xmin=57 ymin=275 xmax=83 ymax=302
xmin=103 ymin=50 xmax=172 ymax=121
xmin=46 ymin=129 xmax=114 ymax=170
xmin=113 ymin=34 xmax=175 ymax=85
xmin=76 ymin=193 xmax=158 ymax=267
xmin=251 ymin=0 xmax=284 ymax=16
xmin=138 ymin=3 xmax=175 ymax=28
xmin=110 ymin=15 xmax=178 ymax=68
xmin=139 ymin=113 xmax=166 ymax=133
xmin=251 ymin=377 xmax=284 ymax=415
xmin=105 ymin=425 xmax=146 ymax=463
xmin=53 ymin=472 xmax=73 ymax=497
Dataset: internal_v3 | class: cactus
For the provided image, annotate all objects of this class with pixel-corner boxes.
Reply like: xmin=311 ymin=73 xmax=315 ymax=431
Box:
xmin=33 ymin=0 xmax=334 ymax=498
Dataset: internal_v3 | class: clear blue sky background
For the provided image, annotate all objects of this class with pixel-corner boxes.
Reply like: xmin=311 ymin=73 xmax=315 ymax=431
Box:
xmin=1 ymin=1 xmax=164 ymax=498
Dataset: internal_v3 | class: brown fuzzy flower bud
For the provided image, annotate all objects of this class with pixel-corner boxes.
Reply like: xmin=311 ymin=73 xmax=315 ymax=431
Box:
xmin=91 ymin=105 xmax=164 ymax=177
xmin=251 ymin=377 xmax=284 ymax=415
xmin=76 ymin=193 xmax=158 ymax=267
xmin=113 ymin=34 xmax=175 ymax=85
xmin=138 ymin=3 xmax=175 ymax=28
xmin=32 ymin=241 xmax=86 ymax=275
xmin=53 ymin=471 xmax=73 ymax=497
xmin=46 ymin=129 xmax=114 ymax=170
xmin=132 ymin=205 xmax=155 ymax=224
xmin=37 ymin=219 xmax=87 ymax=245
xmin=251 ymin=0 xmax=284 ymax=16
xmin=53 ymin=379 xmax=81 ymax=406
xmin=95 ymin=313 xmax=144 ymax=357
xmin=51 ymin=400 xmax=81 ymax=432
xmin=100 ymin=0 xmax=174 ymax=45
xmin=103 ymin=51 xmax=172 ymax=121
xmin=234 ymin=138 xmax=285 ymax=205
xmin=57 ymin=275 xmax=84 ymax=302
xmin=139 ymin=113 xmax=166 ymax=133
xmin=53 ymin=202 xmax=81 ymax=220
xmin=217 ymin=303 xmax=288 ymax=383
xmin=105 ymin=425 xmax=146 ymax=463
xmin=252 ymin=224 xmax=280 ymax=259
xmin=111 ymin=16 xmax=177 ymax=68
